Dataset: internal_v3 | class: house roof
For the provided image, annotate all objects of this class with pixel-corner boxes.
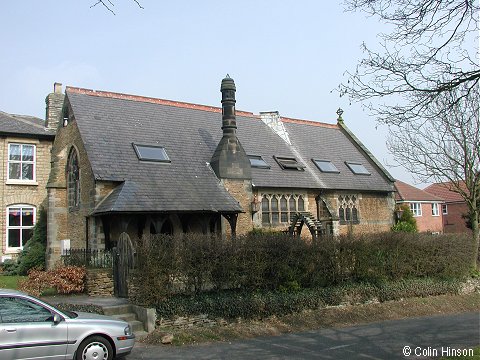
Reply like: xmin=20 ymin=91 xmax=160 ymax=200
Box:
xmin=424 ymin=182 xmax=467 ymax=203
xmin=394 ymin=180 xmax=444 ymax=202
xmin=0 ymin=111 xmax=55 ymax=139
xmin=65 ymin=87 xmax=394 ymax=214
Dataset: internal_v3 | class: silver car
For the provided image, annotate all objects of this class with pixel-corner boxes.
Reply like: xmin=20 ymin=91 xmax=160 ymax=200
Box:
xmin=0 ymin=289 xmax=135 ymax=360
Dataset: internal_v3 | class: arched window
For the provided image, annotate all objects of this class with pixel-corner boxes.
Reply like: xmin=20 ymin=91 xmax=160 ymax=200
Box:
xmin=67 ymin=148 xmax=80 ymax=208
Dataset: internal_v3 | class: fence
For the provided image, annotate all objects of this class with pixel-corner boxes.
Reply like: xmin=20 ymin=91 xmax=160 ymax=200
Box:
xmin=62 ymin=248 xmax=113 ymax=269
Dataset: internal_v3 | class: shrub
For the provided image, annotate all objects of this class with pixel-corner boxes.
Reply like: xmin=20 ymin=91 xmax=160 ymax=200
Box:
xmin=18 ymin=266 xmax=86 ymax=297
xmin=16 ymin=207 xmax=47 ymax=275
xmin=131 ymin=231 xmax=475 ymax=305
xmin=1 ymin=259 xmax=19 ymax=276
xmin=392 ymin=205 xmax=417 ymax=232
xmin=155 ymin=278 xmax=462 ymax=320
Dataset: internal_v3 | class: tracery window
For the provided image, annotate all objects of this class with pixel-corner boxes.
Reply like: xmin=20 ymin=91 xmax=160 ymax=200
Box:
xmin=261 ymin=194 xmax=306 ymax=226
xmin=338 ymin=195 xmax=360 ymax=224
xmin=67 ymin=148 xmax=80 ymax=208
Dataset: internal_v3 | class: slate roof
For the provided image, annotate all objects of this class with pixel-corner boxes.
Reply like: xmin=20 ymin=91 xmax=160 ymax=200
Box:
xmin=394 ymin=180 xmax=444 ymax=202
xmin=0 ymin=111 xmax=55 ymax=139
xmin=65 ymin=87 xmax=394 ymax=214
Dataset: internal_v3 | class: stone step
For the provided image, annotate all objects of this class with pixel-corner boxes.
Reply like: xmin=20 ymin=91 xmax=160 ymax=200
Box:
xmin=102 ymin=304 xmax=133 ymax=316
xmin=129 ymin=319 xmax=145 ymax=333
xmin=112 ymin=313 xmax=137 ymax=322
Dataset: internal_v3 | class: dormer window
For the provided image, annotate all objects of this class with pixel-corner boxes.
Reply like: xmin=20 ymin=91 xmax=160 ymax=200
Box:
xmin=312 ymin=159 xmax=339 ymax=173
xmin=273 ymin=156 xmax=305 ymax=171
xmin=133 ymin=144 xmax=170 ymax=163
xmin=248 ymin=155 xmax=270 ymax=169
xmin=345 ymin=162 xmax=370 ymax=175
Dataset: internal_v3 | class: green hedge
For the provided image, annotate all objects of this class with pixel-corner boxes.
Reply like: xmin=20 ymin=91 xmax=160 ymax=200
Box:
xmin=130 ymin=231 xmax=475 ymax=306
xmin=155 ymin=278 xmax=463 ymax=319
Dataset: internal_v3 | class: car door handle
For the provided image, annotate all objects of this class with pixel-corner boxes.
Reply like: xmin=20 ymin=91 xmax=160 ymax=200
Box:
xmin=4 ymin=328 xmax=17 ymax=333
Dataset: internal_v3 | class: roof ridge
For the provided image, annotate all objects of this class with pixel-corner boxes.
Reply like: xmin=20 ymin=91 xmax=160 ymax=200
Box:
xmin=281 ymin=116 xmax=338 ymax=129
xmin=66 ymin=86 xmax=257 ymax=117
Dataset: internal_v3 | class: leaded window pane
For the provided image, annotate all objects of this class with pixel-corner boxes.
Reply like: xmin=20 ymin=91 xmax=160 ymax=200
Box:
xmin=352 ymin=207 xmax=358 ymax=222
xmin=67 ymin=150 xmax=80 ymax=208
xmin=271 ymin=213 xmax=279 ymax=224
xmin=271 ymin=197 xmax=278 ymax=211
xmin=346 ymin=207 xmax=351 ymax=221
xmin=339 ymin=207 xmax=345 ymax=222
xmin=289 ymin=197 xmax=295 ymax=211
xmin=298 ymin=196 xmax=305 ymax=211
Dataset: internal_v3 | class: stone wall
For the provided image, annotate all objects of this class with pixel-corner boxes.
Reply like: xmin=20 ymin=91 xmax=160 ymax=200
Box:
xmin=222 ymin=179 xmax=254 ymax=236
xmin=86 ymin=268 xmax=114 ymax=297
xmin=250 ymin=188 xmax=395 ymax=237
xmin=47 ymin=105 xmax=101 ymax=268
xmin=0 ymin=137 xmax=53 ymax=258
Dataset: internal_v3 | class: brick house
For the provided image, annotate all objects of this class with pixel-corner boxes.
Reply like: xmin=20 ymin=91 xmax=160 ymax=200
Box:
xmin=394 ymin=180 xmax=444 ymax=233
xmin=424 ymin=182 xmax=471 ymax=234
xmin=0 ymin=83 xmax=61 ymax=260
xmin=46 ymin=76 xmax=396 ymax=267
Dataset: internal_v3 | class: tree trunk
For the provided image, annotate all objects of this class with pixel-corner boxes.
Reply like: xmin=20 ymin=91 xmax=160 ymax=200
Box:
xmin=472 ymin=214 xmax=480 ymax=270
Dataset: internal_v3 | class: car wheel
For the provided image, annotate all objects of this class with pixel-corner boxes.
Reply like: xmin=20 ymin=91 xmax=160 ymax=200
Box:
xmin=76 ymin=335 xmax=113 ymax=360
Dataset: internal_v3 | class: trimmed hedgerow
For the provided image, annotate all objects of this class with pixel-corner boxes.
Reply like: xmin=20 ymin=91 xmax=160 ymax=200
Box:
xmin=155 ymin=278 xmax=462 ymax=320
xmin=130 ymin=231 xmax=475 ymax=307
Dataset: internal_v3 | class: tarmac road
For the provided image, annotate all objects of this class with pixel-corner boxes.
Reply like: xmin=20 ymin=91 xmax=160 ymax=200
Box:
xmin=127 ymin=312 xmax=480 ymax=359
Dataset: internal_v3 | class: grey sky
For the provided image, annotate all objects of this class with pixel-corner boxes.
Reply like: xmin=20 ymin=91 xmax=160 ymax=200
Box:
xmin=0 ymin=0 xmax=418 ymax=185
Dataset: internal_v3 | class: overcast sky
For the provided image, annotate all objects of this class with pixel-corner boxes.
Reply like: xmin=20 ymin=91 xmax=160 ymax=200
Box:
xmin=1 ymin=0 xmax=423 ymax=186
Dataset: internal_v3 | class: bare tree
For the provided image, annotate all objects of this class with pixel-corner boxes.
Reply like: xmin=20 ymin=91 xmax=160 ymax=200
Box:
xmin=340 ymin=0 xmax=479 ymax=125
xmin=340 ymin=0 xmax=480 ymax=265
xmin=91 ymin=0 xmax=143 ymax=15
xmin=388 ymin=84 xmax=480 ymax=265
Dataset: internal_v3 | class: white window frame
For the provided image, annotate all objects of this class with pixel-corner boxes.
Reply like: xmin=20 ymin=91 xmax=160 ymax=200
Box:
xmin=431 ymin=203 xmax=440 ymax=216
xmin=442 ymin=204 xmax=448 ymax=215
xmin=6 ymin=205 xmax=36 ymax=252
xmin=7 ymin=143 xmax=36 ymax=183
xmin=410 ymin=202 xmax=422 ymax=217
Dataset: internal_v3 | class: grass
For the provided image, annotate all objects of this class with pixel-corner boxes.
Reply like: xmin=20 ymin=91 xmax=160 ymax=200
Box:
xmin=0 ymin=275 xmax=26 ymax=289
xmin=142 ymin=292 xmax=480 ymax=346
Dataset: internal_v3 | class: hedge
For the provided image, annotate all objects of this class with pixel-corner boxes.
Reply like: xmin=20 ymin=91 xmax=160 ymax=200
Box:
xmin=130 ymin=231 xmax=475 ymax=306
xmin=155 ymin=278 xmax=463 ymax=320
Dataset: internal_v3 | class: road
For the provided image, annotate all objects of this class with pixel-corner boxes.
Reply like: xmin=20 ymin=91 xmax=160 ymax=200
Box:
xmin=128 ymin=312 xmax=480 ymax=359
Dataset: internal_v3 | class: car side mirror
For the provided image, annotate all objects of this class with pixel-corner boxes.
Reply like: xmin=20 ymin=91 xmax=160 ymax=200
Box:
xmin=53 ymin=313 xmax=62 ymax=325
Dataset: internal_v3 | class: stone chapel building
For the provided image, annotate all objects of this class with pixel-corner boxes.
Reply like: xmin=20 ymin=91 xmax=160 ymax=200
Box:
xmin=44 ymin=76 xmax=396 ymax=268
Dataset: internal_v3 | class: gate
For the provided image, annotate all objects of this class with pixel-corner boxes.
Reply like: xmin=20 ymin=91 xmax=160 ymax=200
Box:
xmin=113 ymin=232 xmax=136 ymax=297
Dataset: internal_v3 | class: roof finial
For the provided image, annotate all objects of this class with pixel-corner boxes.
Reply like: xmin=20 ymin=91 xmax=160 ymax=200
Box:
xmin=225 ymin=73 xmax=231 ymax=78
xmin=336 ymin=108 xmax=344 ymax=123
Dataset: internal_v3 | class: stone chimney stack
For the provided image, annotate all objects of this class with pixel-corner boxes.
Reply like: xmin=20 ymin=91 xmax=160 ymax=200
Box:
xmin=210 ymin=75 xmax=252 ymax=180
xmin=45 ymin=82 xmax=65 ymax=132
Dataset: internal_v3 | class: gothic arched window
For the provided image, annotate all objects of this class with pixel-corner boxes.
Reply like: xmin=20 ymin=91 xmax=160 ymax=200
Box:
xmin=67 ymin=148 xmax=80 ymax=208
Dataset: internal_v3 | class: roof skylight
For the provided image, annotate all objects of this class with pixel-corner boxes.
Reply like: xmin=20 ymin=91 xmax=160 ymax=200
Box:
xmin=345 ymin=162 xmax=370 ymax=175
xmin=133 ymin=144 xmax=170 ymax=162
xmin=274 ymin=156 xmax=305 ymax=171
xmin=248 ymin=155 xmax=270 ymax=169
xmin=312 ymin=159 xmax=339 ymax=173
